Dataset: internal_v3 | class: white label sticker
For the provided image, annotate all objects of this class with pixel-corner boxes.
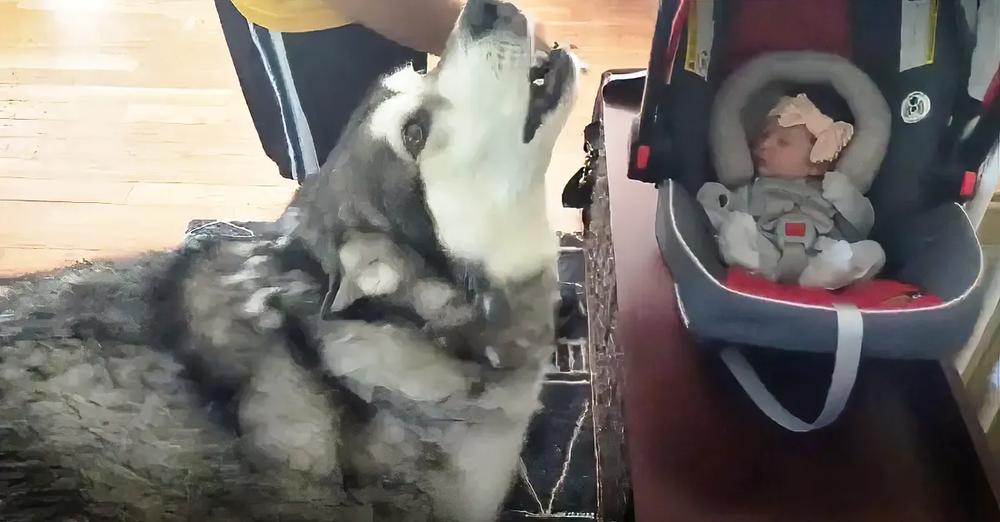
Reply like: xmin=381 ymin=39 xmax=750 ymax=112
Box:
xmin=968 ymin=0 xmax=1000 ymax=100
xmin=900 ymin=0 xmax=939 ymax=72
xmin=684 ymin=0 xmax=715 ymax=80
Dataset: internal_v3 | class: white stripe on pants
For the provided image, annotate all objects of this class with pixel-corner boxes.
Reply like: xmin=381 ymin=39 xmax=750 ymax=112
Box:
xmin=247 ymin=21 xmax=321 ymax=181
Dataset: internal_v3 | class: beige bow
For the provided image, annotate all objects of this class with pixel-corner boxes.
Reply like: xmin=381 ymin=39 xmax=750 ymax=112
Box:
xmin=768 ymin=93 xmax=855 ymax=164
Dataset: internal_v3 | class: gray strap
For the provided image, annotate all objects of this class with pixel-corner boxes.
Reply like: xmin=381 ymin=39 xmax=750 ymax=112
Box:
xmin=775 ymin=243 xmax=808 ymax=284
xmin=720 ymin=304 xmax=863 ymax=432
xmin=832 ymin=213 xmax=864 ymax=242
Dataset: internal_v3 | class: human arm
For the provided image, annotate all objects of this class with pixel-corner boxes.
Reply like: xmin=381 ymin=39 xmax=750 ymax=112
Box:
xmin=327 ymin=0 xmax=462 ymax=55
xmin=328 ymin=0 xmax=550 ymax=56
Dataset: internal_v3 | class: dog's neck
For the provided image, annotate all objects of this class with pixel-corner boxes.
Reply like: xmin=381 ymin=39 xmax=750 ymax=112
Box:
xmin=284 ymin=153 xmax=557 ymax=286
xmin=422 ymin=172 xmax=557 ymax=283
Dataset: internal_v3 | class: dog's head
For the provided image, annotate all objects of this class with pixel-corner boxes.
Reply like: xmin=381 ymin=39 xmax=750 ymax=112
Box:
xmin=288 ymin=0 xmax=575 ymax=373
xmin=417 ymin=0 xmax=579 ymax=181
xmin=371 ymin=0 xmax=579 ymax=185
xmin=315 ymin=0 xmax=578 ymax=273
xmin=292 ymin=0 xmax=579 ymax=281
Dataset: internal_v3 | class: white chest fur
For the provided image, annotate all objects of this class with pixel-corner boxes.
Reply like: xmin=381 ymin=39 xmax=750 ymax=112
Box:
xmin=423 ymin=174 xmax=557 ymax=282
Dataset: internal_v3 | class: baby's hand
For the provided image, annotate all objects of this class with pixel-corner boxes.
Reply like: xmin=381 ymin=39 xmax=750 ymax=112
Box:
xmin=697 ymin=182 xmax=736 ymax=230
xmin=821 ymin=171 xmax=858 ymax=204
xmin=718 ymin=211 xmax=761 ymax=271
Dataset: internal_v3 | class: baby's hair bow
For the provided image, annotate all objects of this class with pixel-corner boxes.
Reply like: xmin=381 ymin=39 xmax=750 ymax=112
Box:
xmin=768 ymin=93 xmax=854 ymax=164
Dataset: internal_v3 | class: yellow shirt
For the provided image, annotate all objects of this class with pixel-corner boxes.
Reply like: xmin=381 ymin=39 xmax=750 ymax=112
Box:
xmin=231 ymin=0 xmax=351 ymax=33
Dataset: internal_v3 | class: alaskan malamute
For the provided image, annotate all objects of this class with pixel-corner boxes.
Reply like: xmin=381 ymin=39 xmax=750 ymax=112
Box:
xmin=0 ymin=1 xmax=580 ymax=520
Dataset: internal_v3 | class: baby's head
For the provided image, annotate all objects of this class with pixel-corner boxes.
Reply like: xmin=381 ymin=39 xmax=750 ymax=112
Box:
xmin=752 ymin=92 xmax=854 ymax=180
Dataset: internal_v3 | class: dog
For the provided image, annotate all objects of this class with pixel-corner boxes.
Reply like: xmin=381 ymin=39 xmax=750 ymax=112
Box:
xmin=0 ymin=0 xmax=580 ymax=520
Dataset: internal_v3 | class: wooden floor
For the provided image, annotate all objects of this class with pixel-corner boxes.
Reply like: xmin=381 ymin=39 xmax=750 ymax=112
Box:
xmin=0 ymin=0 xmax=658 ymax=277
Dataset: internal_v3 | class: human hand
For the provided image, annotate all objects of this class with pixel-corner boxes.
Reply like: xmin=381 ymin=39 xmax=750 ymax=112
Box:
xmin=696 ymin=182 xmax=738 ymax=230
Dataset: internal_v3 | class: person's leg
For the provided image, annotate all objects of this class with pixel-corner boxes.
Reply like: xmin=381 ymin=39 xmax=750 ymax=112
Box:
xmin=215 ymin=0 xmax=294 ymax=180
xmin=277 ymin=25 xmax=425 ymax=179
xmin=214 ymin=0 xmax=426 ymax=183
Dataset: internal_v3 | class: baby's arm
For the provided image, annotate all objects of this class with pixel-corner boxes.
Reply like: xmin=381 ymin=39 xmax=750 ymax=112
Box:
xmin=697 ymin=182 xmax=749 ymax=230
xmin=822 ymin=171 xmax=875 ymax=238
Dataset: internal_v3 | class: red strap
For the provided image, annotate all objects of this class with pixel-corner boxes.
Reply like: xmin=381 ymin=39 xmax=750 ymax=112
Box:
xmin=663 ymin=0 xmax=692 ymax=84
xmin=984 ymin=65 xmax=1000 ymax=109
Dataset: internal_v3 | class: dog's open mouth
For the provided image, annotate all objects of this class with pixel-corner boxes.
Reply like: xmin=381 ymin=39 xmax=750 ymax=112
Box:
xmin=523 ymin=46 xmax=574 ymax=143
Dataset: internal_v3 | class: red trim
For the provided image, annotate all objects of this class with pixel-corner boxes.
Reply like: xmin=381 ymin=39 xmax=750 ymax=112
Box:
xmin=663 ymin=0 xmax=692 ymax=85
xmin=984 ymin=65 xmax=1000 ymax=109
xmin=960 ymin=170 xmax=978 ymax=199
xmin=635 ymin=144 xmax=651 ymax=170
xmin=725 ymin=268 xmax=944 ymax=310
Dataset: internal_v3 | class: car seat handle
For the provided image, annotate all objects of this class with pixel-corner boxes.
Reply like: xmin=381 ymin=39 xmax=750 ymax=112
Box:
xmin=719 ymin=304 xmax=863 ymax=432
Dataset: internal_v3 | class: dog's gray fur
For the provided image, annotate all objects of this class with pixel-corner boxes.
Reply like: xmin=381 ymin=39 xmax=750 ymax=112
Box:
xmin=0 ymin=1 xmax=579 ymax=521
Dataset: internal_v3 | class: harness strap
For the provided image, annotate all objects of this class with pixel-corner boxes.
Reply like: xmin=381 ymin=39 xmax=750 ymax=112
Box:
xmin=775 ymin=242 xmax=808 ymax=284
xmin=720 ymin=303 xmax=863 ymax=432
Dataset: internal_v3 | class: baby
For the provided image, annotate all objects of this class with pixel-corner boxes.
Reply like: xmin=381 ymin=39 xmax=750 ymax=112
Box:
xmin=698 ymin=93 xmax=885 ymax=289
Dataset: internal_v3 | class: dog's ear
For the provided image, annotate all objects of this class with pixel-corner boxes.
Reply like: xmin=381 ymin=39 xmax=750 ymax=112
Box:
xmin=317 ymin=273 xmax=358 ymax=320
xmin=328 ymin=279 xmax=363 ymax=315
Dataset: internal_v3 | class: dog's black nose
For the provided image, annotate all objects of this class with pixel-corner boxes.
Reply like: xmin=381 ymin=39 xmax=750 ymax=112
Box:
xmin=466 ymin=0 xmax=498 ymax=39
xmin=465 ymin=0 xmax=526 ymax=40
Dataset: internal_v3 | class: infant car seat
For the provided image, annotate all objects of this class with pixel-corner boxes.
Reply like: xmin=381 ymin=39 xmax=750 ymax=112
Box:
xmin=627 ymin=0 xmax=1000 ymax=431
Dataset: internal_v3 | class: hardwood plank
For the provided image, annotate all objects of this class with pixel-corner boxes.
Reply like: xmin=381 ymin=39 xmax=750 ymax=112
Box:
xmin=0 ymin=201 xmax=286 ymax=251
xmin=0 ymin=157 xmax=284 ymax=185
xmin=124 ymin=182 xmax=296 ymax=208
xmin=0 ymin=247 xmax=138 ymax=278
xmin=0 ymin=177 xmax=133 ymax=204
xmin=0 ymin=0 xmax=659 ymax=276
xmin=0 ymin=177 xmax=296 ymax=207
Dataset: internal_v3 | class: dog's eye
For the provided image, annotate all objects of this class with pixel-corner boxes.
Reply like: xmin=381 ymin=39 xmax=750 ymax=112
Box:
xmin=402 ymin=118 xmax=427 ymax=158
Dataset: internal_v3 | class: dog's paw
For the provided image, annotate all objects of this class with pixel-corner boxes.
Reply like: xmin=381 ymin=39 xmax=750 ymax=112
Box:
xmin=339 ymin=233 xmax=413 ymax=298
xmin=243 ymin=286 xmax=285 ymax=330
xmin=239 ymin=354 xmax=341 ymax=478
xmin=412 ymin=280 xmax=477 ymax=328
xmin=318 ymin=322 xmax=470 ymax=402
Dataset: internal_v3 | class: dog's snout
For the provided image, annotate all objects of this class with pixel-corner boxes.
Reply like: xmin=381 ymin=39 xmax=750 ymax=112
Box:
xmin=465 ymin=0 xmax=527 ymax=40
xmin=473 ymin=2 xmax=499 ymax=36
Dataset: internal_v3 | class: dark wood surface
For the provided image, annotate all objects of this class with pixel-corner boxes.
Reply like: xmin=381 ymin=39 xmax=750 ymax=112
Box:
xmin=584 ymin=72 xmax=632 ymax=521
xmin=595 ymin=75 xmax=1000 ymax=522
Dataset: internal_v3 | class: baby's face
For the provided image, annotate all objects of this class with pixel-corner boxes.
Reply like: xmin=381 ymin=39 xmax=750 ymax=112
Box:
xmin=752 ymin=118 xmax=824 ymax=179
